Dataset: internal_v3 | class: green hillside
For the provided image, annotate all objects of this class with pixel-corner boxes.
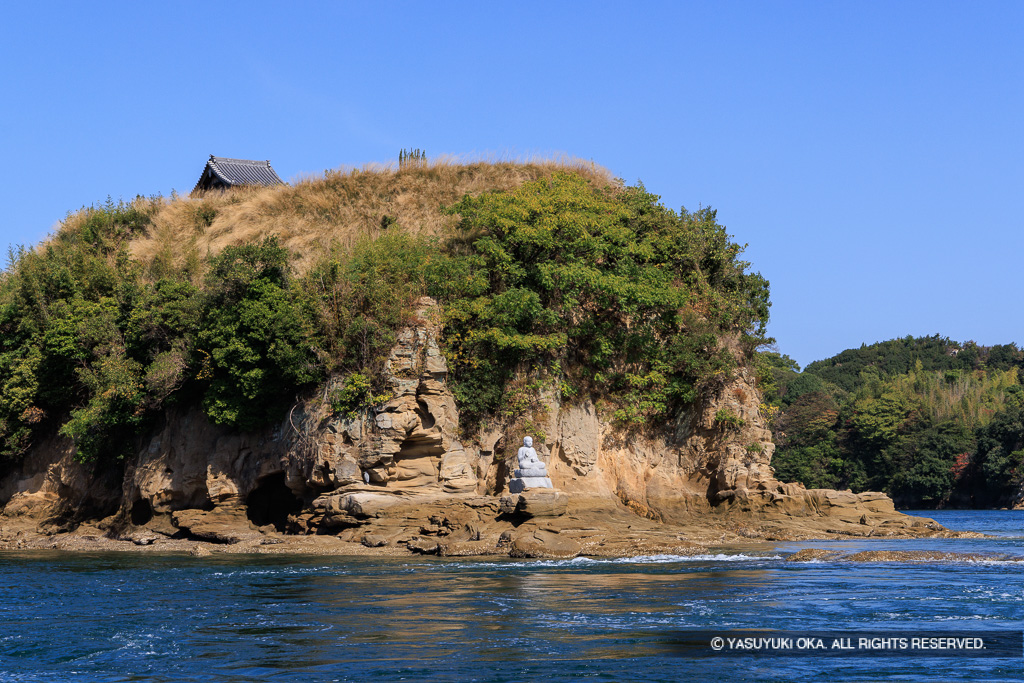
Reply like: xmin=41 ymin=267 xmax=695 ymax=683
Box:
xmin=0 ymin=162 xmax=771 ymax=468
xmin=763 ymin=337 xmax=1024 ymax=508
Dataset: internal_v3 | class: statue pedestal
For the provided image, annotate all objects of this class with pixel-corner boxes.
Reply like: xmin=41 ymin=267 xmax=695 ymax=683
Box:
xmin=507 ymin=476 xmax=552 ymax=494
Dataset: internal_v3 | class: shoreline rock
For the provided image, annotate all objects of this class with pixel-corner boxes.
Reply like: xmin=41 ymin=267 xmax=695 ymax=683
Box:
xmin=0 ymin=490 xmax=978 ymax=559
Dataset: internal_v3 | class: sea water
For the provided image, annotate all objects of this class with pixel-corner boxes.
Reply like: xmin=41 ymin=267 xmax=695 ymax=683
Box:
xmin=1 ymin=510 xmax=1022 ymax=682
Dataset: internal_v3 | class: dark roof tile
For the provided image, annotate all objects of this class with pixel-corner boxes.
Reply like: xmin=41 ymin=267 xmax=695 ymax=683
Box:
xmin=192 ymin=155 xmax=284 ymax=193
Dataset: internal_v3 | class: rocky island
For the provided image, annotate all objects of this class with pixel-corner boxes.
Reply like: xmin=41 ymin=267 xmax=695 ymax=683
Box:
xmin=0 ymin=159 xmax=956 ymax=557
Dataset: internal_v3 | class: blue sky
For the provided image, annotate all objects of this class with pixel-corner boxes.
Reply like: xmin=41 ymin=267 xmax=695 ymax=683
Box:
xmin=2 ymin=1 xmax=1021 ymax=368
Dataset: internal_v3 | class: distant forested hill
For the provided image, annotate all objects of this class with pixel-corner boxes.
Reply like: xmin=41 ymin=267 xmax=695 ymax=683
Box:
xmin=761 ymin=336 xmax=1024 ymax=508
xmin=802 ymin=335 xmax=1021 ymax=392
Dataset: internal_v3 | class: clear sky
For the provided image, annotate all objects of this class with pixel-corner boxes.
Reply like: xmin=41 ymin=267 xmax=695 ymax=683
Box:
xmin=2 ymin=1 xmax=1021 ymax=368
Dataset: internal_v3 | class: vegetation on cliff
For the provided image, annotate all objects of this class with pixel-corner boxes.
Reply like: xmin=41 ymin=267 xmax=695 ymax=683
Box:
xmin=0 ymin=160 xmax=771 ymax=465
xmin=763 ymin=336 xmax=1024 ymax=508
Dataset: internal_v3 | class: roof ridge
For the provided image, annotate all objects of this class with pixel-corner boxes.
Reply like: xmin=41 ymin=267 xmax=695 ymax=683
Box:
xmin=210 ymin=156 xmax=273 ymax=167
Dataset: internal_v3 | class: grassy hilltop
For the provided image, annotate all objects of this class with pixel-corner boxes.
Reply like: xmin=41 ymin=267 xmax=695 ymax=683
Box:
xmin=0 ymin=158 xmax=771 ymax=468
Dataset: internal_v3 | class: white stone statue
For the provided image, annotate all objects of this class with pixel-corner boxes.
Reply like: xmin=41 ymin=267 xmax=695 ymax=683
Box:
xmin=509 ymin=436 xmax=552 ymax=493
xmin=517 ymin=436 xmax=547 ymax=474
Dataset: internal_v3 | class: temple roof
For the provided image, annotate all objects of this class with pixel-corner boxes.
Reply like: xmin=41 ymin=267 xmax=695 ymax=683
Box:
xmin=192 ymin=156 xmax=283 ymax=193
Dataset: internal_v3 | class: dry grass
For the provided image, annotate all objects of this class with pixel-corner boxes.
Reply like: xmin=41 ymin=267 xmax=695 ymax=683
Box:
xmin=127 ymin=156 xmax=615 ymax=275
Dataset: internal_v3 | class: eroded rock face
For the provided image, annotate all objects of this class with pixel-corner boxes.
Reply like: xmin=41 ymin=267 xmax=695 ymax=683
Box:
xmin=0 ymin=435 xmax=120 ymax=525
xmin=530 ymin=358 xmax=895 ymax=527
xmin=346 ymin=297 xmax=477 ymax=494
xmin=556 ymin=402 xmax=601 ymax=476
xmin=126 ymin=412 xmax=287 ymax=514
xmin=0 ymin=297 xmax=914 ymax=544
xmin=122 ymin=297 xmax=479 ymax=532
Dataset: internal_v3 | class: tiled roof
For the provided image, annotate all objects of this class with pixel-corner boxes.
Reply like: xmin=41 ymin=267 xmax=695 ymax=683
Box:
xmin=192 ymin=155 xmax=283 ymax=193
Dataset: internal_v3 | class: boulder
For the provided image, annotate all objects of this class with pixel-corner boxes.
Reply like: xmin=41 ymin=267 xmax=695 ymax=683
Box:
xmin=322 ymin=492 xmax=399 ymax=519
xmin=436 ymin=540 xmax=502 ymax=557
xmin=509 ymin=528 xmax=581 ymax=559
xmin=406 ymin=536 xmax=439 ymax=554
xmin=498 ymin=494 xmax=520 ymax=514
xmin=516 ymin=489 xmax=569 ymax=518
xmin=361 ymin=533 xmax=388 ymax=548
xmin=170 ymin=509 xmax=263 ymax=544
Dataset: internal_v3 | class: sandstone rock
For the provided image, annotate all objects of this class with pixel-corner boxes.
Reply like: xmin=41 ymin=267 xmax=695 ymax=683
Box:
xmin=170 ymin=509 xmax=263 ymax=544
xmin=786 ymin=548 xmax=841 ymax=562
xmin=516 ymin=490 xmax=569 ymax=518
xmin=285 ymin=513 xmax=314 ymax=533
xmin=2 ymin=492 xmax=60 ymax=518
xmin=436 ymin=540 xmax=501 ymax=557
xmin=439 ymin=447 xmax=477 ymax=493
xmin=0 ymin=434 xmax=120 ymax=522
xmin=555 ymin=402 xmax=601 ymax=475
xmin=136 ymin=513 xmax=179 ymax=538
xmin=361 ymin=533 xmax=388 ymax=548
xmin=498 ymin=494 xmax=520 ymax=514
xmin=324 ymin=492 xmax=399 ymax=519
xmin=509 ymin=529 xmax=581 ymax=559
xmin=37 ymin=518 xmax=78 ymax=535
xmin=406 ymin=536 xmax=439 ymax=554
xmin=447 ymin=522 xmax=482 ymax=543
xmin=824 ymin=490 xmax=861 ymax=508
xmin=856 ymin=491 xmax=896 ymax=514
xmin=320 ymin=512 xmax=358 ymax=529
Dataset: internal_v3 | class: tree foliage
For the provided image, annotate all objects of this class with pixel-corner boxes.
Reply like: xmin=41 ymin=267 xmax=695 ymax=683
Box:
xmin=437 ymin=173 xmax=771 ymax=427
xmin=766 ymin=336 xmax=1024 ymax=508
xmin=198 ymin=238 xmax=322 ymax=430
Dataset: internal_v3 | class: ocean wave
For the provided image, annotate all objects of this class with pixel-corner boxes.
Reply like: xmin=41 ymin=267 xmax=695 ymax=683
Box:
xmin=526 ymin=553 xmax=785 ymax=566
xmin=785 ymin=555 xmax=1024 ymax=565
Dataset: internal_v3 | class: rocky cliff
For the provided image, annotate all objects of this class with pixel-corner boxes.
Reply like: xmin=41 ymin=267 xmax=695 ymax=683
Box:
xmin=0 ymin=298 xmax=946 ymax=556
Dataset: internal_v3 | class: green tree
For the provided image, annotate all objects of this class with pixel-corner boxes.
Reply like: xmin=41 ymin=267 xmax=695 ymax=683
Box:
xmin=198 ymin=238 xmax=322 ymax=430
xmin=974 ymin=399 xmax=1024 ymax=504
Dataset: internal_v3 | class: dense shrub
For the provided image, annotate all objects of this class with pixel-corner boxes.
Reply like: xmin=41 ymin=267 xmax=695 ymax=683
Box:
xmin=198 ymin=238 xmax=322 ymax=430
xmin=437 ymin=173 xmax=770 ymax=428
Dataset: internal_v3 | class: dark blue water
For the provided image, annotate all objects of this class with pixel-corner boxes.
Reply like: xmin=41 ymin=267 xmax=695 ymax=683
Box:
xmin=1 ymin=510 xmax=1022 ymax=682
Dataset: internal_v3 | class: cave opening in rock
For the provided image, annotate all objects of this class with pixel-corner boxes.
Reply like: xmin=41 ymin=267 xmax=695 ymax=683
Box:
xmin=246 ymin=473 xmax=303 ymax=531
xmin=130 ymin=498 xmax=153 ymax=526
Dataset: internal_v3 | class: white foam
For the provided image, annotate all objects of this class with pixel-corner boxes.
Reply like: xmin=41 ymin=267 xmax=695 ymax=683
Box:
xmin=785 ymin=555 xmax=1024 ymax=565
xmin=521 ymin=553 xmax=784 ymax=567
